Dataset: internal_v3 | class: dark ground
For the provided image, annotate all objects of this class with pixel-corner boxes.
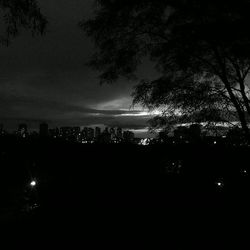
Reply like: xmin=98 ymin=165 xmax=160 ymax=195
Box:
xmin=0 ymin=136 xmax=249 ymax=245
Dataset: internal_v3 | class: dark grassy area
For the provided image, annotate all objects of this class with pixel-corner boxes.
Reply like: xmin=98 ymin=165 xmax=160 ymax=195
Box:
xmin=0 ymin=136 xmax=249 ymax=242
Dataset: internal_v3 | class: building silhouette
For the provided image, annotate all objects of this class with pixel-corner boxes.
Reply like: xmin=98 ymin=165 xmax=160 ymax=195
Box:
xmin=110 ymin=127 xmax=116 ymax=140
xmin=0 ymin=124 xmax=3 ymax=135
xmin=49 ymin=127 xmax=59 ymax=138
xmin=98 ymin=127 xmax=111 ymax=143
xmin=60 ymin=127 xmax=71 ymax=137
xmin=39 ymin=123 xmax=49 ymax=137
xmin=174 ymin=124 xmax=201 ymax=143
xmin=87 ymin=127 xmax=94 ymax=140
xmin=123 ymin=131 xmax=135 ymax=142
xmin=95 ymin=127 xmax=101 ymax=139
xmin=117 ymin=127 xmax=123 ymax=139
xmin=18 ymin=124 xmax=28 ymax=138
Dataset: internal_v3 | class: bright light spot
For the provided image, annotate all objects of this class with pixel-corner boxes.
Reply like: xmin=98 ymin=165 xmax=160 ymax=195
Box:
xmin=216 ymin=180 xmax=224 ymax=188
xmin=30 ymin=180 xmax=37 ymax=187
xmin=241 ymin=169 xmax=248 ymax=176
xmin=214 ymin=141 xmax=217 ymax=145
xmin=140 ymin=138 xmax=150 ymax=146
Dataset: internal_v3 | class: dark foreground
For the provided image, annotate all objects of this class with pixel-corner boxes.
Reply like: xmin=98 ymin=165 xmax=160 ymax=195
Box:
xmin=0 ymin=137 xmax=249 ymax=245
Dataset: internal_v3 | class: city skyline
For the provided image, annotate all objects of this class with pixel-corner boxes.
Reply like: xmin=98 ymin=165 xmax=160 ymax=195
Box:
xmin=0 ymin=0 xmax=158 ymax=133
xmin=0 ymin=122 xmax=155 ymax=139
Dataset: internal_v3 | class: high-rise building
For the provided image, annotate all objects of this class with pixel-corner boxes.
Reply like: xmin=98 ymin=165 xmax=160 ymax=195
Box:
xmin=0 ymin=124 xmax=3 ymax=135
xmin=87 ymin=127 xmax=95 ymax=140
xmin=123 ymin=131 xmax=135 ymax=142
xmin=49 ymin=127 xmax=59 ymax=138
xmin=39 ymin=123 xmax=49 ymax=137
xmin=60 ymin=127 xmax=71 ymax=137
xmin=81 ymin=127 xmax=95 ymax=141
xmin=104 ymin=127 xmax=109 ymax=133
xmin=95 ymin=127 xmax=101 ymax=139
xmin=18 ymin=123 xmax=28 ymax=138
xmin=72 ymin=127 xmax=81 ymax=141
xmin=99 ymin=127 xmax=111 ymax=143
xmin=110 ymin=127 xmax=116 ymax=140
xmin=81 ymin=127 xmax=88 ymax=140
xmin=116 ymin=127 xmax=123 ymax=139
xmin=72 ymin=127 xmax=81 ymax=134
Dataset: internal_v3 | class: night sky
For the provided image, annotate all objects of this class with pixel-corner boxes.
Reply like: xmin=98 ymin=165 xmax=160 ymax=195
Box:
xmin=0 ymin=0 xmax=158 ymax=137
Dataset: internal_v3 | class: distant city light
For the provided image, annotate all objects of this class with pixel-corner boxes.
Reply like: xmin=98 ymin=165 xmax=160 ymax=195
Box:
xmin=30 ymin=180 xmax=37 ymax=187
xmin=215 ymin=180 xmax=224 ymax=188
xmin=140 ymin=138 xmax=150 ymax=146
xmin=241 ymin=169 xmax=248 ymax=176
xmin=214 ymin=141 xmax=217 ymax=145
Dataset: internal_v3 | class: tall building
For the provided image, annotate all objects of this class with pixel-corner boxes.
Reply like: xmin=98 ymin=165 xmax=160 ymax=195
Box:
xmin=81 ymin=127 xmax=95 ymax=141
xmin=60 ymin=127 xmax=71 ymax=137
xmin=116 ymin=127 xmax=123 ymax=139
xmin=0 ymin=124 xmax=3 ymax=135
xmin=18 ymin=124 xmax=28 ymax=138
xmin=123 ymin=131 xmax=135 ymax=142
xmin=95 ymin=127 xmax=101 ymax=139
xmin=110 ymin=127 xmax=116 ymax=140
xmin=87 ymin=127 xmax=95 ymax=140
xmin=59 ymin=127 xmax=80 ymax=141
xmin=49 ymin=127 xmax=59 ymax=138
xmin=104 ymin=127 xmax=109 ymax=133
xmin=72 ymin=127 xmax=81 ymax=134
xmin=82 ymin=127 xmax=88 ymax=140
xmin=72 ymin=127 xmax=81 ymax=141
xmin=99 ymin=127 xmax=111 ymax=143
xmin=39 ymin=123 xmax=49 ymax=137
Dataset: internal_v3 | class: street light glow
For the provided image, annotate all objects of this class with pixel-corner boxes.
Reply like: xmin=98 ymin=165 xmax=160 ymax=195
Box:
xmin=30 ymin=180 xmax=37 ymax=187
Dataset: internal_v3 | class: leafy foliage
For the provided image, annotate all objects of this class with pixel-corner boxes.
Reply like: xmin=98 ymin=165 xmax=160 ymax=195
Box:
xmin=0 ymin=0 xmax=47 ymax=45
xmin=82 ymin=0 xmax=250 ymax=137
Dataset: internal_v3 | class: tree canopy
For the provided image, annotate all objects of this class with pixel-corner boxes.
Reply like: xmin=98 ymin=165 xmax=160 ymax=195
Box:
xmin=0 ymin=0 xmax=47 ymax=45
xmin=81 ymin=0 xmax=250 ymax=139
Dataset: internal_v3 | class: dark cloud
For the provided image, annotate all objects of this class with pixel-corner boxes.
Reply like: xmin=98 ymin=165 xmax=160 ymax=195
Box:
xmin=0 ymin=93 xmax=152 ymax=131
xmin=0 ymin=0 xmax=157 ymax=136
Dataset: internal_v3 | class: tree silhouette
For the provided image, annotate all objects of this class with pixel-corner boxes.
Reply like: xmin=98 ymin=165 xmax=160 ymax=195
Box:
xmin=81 ymin=0 xmax=250 ymax=140
xmin=0 ymin=0 xmax=47 ymax=45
